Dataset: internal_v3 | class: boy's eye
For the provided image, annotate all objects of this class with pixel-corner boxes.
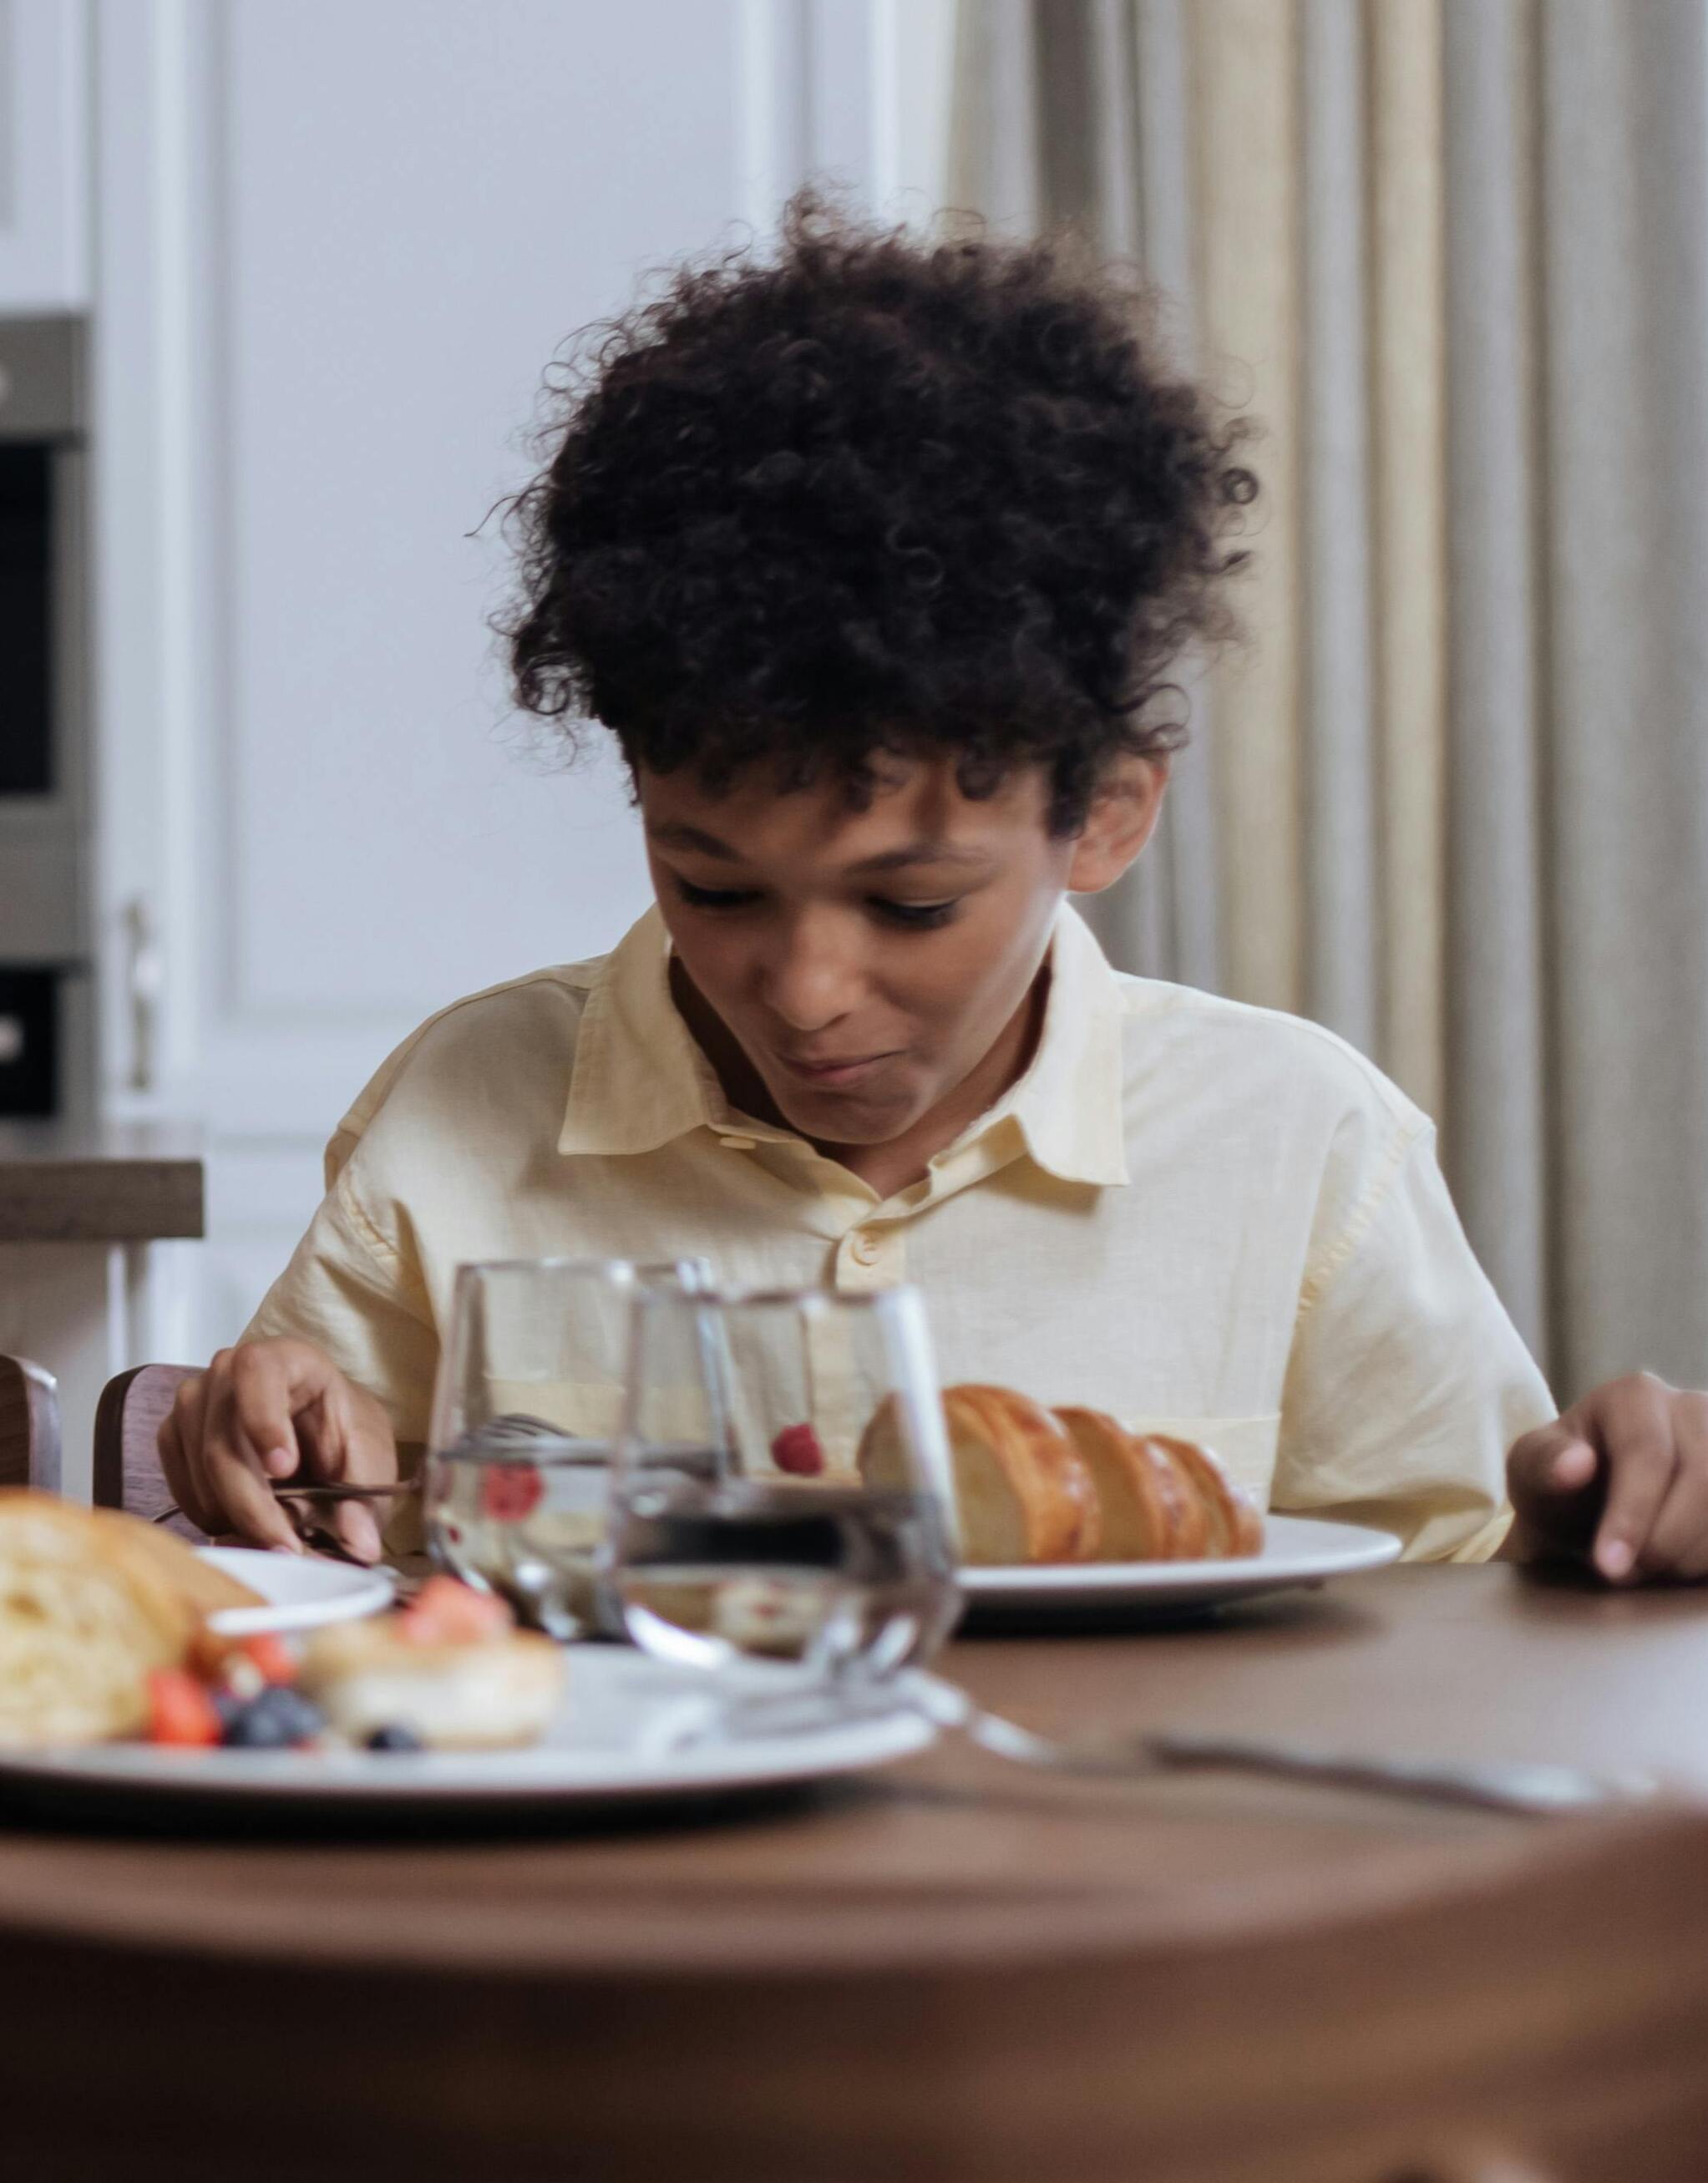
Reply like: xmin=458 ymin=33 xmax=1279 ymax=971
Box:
xmin=873 ymin=899 xmax=959 ymax=930
xmin=672 ymin=879 xmax=960 ymax=930
xmin=675 ymin=880 xmax=762 ymax=911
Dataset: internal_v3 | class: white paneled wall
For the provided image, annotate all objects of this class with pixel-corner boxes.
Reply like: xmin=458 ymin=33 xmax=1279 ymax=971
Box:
xmin=88 ymin=0 xmax=955 ymax=1363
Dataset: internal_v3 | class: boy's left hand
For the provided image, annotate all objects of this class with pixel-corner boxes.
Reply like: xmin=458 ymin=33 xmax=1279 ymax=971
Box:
xmin=1505 ymin=1372 xmax=1708 ymax=1582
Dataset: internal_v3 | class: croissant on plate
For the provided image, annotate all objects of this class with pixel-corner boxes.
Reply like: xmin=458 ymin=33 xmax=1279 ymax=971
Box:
xmin=857 ymin=1385 xmax=1263 ymax=1568
xmin=0 ymin=1490 xmax=261 ymax=1745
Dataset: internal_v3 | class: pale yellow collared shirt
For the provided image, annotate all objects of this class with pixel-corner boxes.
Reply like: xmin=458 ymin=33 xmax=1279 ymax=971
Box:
xmin=246 ymin=904 xmax=1553 ymax=1559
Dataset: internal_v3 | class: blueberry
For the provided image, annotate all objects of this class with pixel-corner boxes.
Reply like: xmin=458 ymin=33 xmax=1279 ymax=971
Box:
xmin=221 ymin=1706 xmax=291 ymax=1750
xmin=364 ymin=1724 xmax=424 ymax=1753
xmin=221 ymin=1686 xmax=324 ymax=1750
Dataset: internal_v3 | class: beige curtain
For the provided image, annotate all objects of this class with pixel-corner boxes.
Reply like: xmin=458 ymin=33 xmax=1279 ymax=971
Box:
xmin=950 ymin=0 xmax=1708 ymax=1401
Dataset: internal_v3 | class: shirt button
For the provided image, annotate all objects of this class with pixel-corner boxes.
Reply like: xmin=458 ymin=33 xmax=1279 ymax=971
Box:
xmin=850 ymin=1229 xmax=879 ymax=1265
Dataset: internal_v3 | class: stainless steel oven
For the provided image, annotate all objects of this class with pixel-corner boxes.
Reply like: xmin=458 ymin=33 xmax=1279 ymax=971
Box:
xmin=0 ymin=317 xmax=89 ymax=1122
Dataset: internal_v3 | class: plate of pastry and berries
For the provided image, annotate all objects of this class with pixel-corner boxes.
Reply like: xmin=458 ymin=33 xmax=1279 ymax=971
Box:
xmin=0 ymin=1490 xmax=933 ymax=1819
xmin=862 ymin=1385 xmax=1401 ymax=1621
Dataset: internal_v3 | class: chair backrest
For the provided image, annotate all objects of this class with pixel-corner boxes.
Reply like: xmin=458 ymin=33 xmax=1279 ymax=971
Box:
xmin=93 ymin=1363 xmax=200 ymax=1531
xmin=0 ymin=1356 xmax=61 ymax=1494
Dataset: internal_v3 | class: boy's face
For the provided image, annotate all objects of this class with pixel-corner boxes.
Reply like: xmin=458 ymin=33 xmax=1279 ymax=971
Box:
xmin=640 ymin=755 xmax=1139 ymax=1149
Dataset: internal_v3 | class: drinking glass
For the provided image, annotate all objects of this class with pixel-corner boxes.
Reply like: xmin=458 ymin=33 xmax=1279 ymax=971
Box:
xmin=422 ymin=1257 xmax=709 ymax=1637
xmin=606 ymin=1285 xmax=962 ymax=1694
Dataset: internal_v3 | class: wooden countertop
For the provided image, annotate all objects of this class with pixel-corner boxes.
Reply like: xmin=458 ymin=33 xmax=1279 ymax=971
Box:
xmin=0 ymin=1120 xmax=204 ymax=1243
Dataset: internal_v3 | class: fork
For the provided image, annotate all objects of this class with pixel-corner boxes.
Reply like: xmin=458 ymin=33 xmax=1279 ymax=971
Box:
xmin=267 ymin=1413 xmax=575 ymax=1507
xmin=269 ymin=1481 xmax=419 ymax=1504
xmin=925 ymin=1674 xmax=1666 ymax=1814
xmin=644 ymin=1671 xmax=1662 ymax=1818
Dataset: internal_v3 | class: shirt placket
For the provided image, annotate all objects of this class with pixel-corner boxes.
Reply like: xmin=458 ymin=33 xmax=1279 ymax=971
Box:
xmin=803 ymin=1304 xmax=866 ymax=1470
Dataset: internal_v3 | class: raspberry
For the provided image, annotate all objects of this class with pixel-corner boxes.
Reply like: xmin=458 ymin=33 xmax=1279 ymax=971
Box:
xmin=770 ymin=1422 xmax=826 ymax=1476
xmin=479 ymin=1461 xmax=544 ymax=1522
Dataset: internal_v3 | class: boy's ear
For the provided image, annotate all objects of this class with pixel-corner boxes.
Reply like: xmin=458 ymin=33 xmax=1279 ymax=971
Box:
xmin=1067 ymin=757 xmax=1170 ymax=894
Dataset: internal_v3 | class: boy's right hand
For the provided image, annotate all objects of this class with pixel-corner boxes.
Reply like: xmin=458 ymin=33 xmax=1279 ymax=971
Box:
xmin=156 ymin=1339 xmax=398 ymax=1563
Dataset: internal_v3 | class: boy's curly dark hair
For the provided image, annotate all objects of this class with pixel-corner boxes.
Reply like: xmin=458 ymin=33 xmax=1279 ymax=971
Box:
xmin=502 ymin=194 xmax=1256 ymax=833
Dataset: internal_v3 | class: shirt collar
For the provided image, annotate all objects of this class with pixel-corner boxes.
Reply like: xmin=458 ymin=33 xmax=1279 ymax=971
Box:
xmin=558 ymin=899 xmax=1129 ymax=1188
xmin=987 ymin=902 xmax=1130 ymax=1187
xmin=557 ymin=906 xmax=742 ymax=1157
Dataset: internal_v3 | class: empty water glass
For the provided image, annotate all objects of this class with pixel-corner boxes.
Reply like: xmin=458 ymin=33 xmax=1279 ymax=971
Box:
xmin=422 ymin=1256 xmax=708 ymax=1637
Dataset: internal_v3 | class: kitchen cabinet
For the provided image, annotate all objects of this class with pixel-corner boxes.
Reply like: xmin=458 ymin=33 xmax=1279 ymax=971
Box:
xmin=86 ymin=0 xmax=954 ymax=1368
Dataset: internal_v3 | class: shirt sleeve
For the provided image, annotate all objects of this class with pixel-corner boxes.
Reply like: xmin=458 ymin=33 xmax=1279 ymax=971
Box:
xmin=1271 ymin=1121 xmax=1557 ymax=1561
xmin=241 ymin=1163 xmax=440 ymax=1448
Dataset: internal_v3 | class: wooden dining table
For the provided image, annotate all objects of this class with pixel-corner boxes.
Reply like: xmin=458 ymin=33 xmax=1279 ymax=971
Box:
xmin=4 ymin=1563 xmax=1708 ymax=2183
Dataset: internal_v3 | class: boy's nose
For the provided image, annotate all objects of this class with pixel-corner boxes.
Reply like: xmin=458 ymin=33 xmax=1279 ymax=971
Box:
xmin=761 ymin=919 xmax=861 ymax=1031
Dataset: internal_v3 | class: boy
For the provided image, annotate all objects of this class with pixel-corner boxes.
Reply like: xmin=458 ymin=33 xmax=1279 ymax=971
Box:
xmin=161 ymin=201 xmax=1708 ymax=1584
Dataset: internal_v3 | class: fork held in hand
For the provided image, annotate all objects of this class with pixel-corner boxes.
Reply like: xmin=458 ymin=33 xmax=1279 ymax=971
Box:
xmin=270 ymin=1481 xmax=418 ymax=1503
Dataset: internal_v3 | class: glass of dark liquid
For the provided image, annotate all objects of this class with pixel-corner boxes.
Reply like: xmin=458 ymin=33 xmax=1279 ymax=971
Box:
xmin=421 ymin=1256 xmax=708 ymax=1638
xmin=606 ymin=1285 xmax=962 ymax=1699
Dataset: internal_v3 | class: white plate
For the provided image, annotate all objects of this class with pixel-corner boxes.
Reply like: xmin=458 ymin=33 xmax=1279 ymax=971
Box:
xmin=198 ymin=1547 xmax=395 ymax=1636
xmin=958 ymin=1512 xmax=1401 ymax=1617
xmin=0 ymin=1649 xmax=936 ymax=1817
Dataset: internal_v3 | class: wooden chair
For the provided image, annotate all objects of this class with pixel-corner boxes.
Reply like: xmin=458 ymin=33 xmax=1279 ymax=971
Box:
xmin=92 ymin=1361 xmax=199 ymax=1530
xmin=0 ymin=1355 xmax=61 ymax=1494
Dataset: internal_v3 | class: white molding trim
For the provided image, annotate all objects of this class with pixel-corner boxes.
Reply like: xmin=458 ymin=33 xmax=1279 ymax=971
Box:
xmin=738 ymin=0 xmax=930 ymax=230
xmin=0 ymin=0 xmax=89 ymax=309
xmin=737 ymin=0 xmax=809 ymax=233
xmin=89 ymin=0 xmax=200 ymax=1108
xmin=805 ymin=0 xmax=880 ymax=200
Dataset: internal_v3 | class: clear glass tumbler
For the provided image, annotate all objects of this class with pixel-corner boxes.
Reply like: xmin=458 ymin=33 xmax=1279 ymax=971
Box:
xmin=422 ymin=1256 xmax=708 ymax=1637
xmin=606 ymin=1284 xmax=962 ymax=1694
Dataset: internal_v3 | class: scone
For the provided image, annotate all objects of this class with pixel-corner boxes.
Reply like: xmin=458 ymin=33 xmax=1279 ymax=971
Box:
xmin=0 ymin=1492 xmax=196 ymax=1744
xmin=300 ymin=1618 xmax=565 ymax=1750
xmin=859 ymin=1383 xmax=1099 ymax=1566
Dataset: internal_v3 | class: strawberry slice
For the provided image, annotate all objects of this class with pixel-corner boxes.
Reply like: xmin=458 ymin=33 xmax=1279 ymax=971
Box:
xmin=400 ymin=1573 xmax=514 ymax=1644
xmin=770 ymin=1422 xmax=826 ymax=1477
xmin=479 ymin=1461 xmax=544 ymax=1522
xmin=186 ymin=1628 xmax=299 ymax=1687
xmin=236 ymin=1633 xmax=298 ymax=1686
xmin=147 ymin=1669 xmax=222 ymax=1747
